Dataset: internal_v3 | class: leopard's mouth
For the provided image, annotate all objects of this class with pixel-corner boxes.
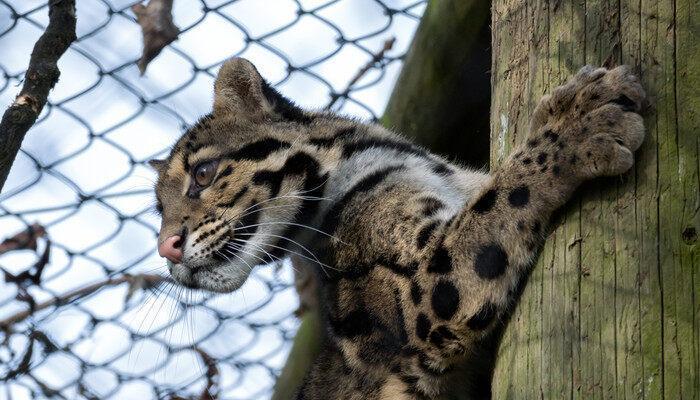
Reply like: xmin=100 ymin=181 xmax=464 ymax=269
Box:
xmin=168 ymin=237 xmax=259 ymax=293
xmin=168 ymin=213 xmax=270 ymax=293
xmin=169 ymin=259 xmax=254 ymax=293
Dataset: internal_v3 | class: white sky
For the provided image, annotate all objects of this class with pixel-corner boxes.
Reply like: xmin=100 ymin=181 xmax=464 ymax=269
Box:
xmin=0 ymin=1 xmax=425 ymax=398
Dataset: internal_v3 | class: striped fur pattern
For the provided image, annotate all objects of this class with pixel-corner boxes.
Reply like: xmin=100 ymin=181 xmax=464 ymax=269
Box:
xmin=152 ymin=59 xmax=646 ymax=399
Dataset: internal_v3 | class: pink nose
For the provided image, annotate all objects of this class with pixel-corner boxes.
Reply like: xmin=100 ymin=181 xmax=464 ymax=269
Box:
xmin=158 ymin=235 xmax=183 ymax=264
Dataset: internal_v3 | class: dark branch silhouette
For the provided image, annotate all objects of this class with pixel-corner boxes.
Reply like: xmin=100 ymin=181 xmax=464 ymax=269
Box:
xmin=0 ymin=0 xmax=77 ymax=192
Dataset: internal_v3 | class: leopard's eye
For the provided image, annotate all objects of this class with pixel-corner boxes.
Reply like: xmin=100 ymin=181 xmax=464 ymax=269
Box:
xmin=193 ymin=160 xmax=218 ymax=187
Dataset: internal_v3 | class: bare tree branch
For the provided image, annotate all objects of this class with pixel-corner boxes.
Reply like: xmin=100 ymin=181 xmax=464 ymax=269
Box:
xmin=326 ymin=37 xmax=395 ymax=109
xmin=167 ymin=347 xmax=220 ymax=399
xmin=0 ymin=273 xmax=170 ymax=329
xmin=0 ymin=0 xmax=77 ymax=192
xmin=132 ymin=0 xmax=180 ymax=75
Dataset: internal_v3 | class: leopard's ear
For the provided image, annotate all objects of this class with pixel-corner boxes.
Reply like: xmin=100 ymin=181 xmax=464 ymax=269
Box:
xmin=213 ymin=57 xmax=311 ymax=123
xmin=148 ymin=159 xmax=167 ymax=174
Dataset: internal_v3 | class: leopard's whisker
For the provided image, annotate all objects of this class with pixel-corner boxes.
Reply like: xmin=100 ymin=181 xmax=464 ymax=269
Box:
xmin=232 ymin=220 xmax=344 ymax=242
xmin=234 ymin=231 xmax=336 ymax=274
xmin=219 ymin=243 xmax=271 ymax=268
xmin=214 ymin=242 xmax=255 ymax=274
xmin=231 ymin=238 xmax=306 ymax=274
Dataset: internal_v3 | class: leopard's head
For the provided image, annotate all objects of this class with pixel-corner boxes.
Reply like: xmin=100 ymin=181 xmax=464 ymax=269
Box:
xmin=152 ymin=58 xmax=336 ymax=292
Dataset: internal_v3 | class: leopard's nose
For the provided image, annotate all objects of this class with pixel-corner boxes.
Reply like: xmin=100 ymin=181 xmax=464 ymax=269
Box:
xmin=158 ymin=235 xmax=183 ymax=264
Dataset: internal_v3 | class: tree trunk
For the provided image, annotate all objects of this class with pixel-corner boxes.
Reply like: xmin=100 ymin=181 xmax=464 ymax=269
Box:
xmin=384 ymin=0 xmax=491 ymax=168
xmin=490 ymin=1 xmax=699 ymax=399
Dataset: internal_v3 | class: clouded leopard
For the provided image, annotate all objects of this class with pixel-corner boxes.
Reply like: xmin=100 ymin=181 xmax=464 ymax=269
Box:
xmin=152 ymin=58 xmax=646 ymax=399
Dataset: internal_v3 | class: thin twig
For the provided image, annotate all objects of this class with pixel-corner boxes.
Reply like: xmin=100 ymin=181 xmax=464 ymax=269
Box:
xmin=167 ymin=347 xmax=220 ymax=399
xmin=0 ymin=224 xmax=50 ymax=303
xmin=326 ymin=37 xmax=396 ymax=109
xmin=0 ymin=0 xmax=77 ymax=192
xmin=0 ymin=223 xmax=45 ymax=255
xmin=0 ymin=273 xmax=170 ymax=329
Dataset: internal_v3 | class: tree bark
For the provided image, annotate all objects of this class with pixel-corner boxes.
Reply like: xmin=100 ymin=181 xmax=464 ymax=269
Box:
xmin=490 ymin=1 xmax=699 ymax=399
xmin=0 ymin=0 xmax=77 ymax=193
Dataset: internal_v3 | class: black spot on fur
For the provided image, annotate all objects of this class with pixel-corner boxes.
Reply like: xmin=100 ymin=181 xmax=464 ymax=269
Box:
xmin=427 ymin=245 xmax=452 ymax=274
xmin=507 ymin=185 xmax=530 ymax=208
xmin=330 ymin=308 xmax=374 ymax=338
xmin=522 ymin=157 xmax=532 ymax=165
xmin=532 ymin=221 xmax=542 ymax=235
xmin=252 ymin=170 xmax=282 ymax=198
xmin=376 ymin=255 xmax=418 ymax=279
xmin=321 ymin=166 xmax=403 ymax=234
xmin=429 ymin=330 xmax=444 ymax=347
xmin=421 ymin=197 xmax=444 ymax=217
xmin=611 ymin=94 xmax=636 ymax=111
xmin=216 ymin=185 xmax=248 ymax=208
xmin=227 ymin=138 xmax=291 ymax=161
xmin=474 ymin=244 xmax=509 ymax=279
xmin=552 ymin=165 xmax=561 ymax=176
xmin=219 ymin=165 xmax=233 ymax=177
xmin=428 ymin=326 xmax=457 ymax=348
xmin=417 ymin=221 xmax=439 ymax=249
xmin=342 ymin=138 xmax=428 ymax=159
xmin=517 ymin=220 xmax=526 ymax=232
xmin=274 ymin=167 xmax=328 ymax=256
xmin=431 ymin=280 xmax=460 ymax=320
xmin=527 ymin=138 xmax=540 ymax=147
xmin=432 ymin=163 xmax=453 ymax=175
xmin=466 ymin=302 xmax=497 ymax=330
xmin=471 ymin=188 xmax=498 ymax=214
xmin=252 ymin=152 xmax=320 ymax=198
xmin=410 ymin=281 xmax=423 ymax=305
xmin=416 ymin=313 xmax=431 ymax=341
xmin=436 ymin=325 xmax=457 ymax=340
xmin=570 ymin=154 xmax=578 ymax=165
xmin=308 ymin=137 xmax=335 ymax=147
xmin=543 ymin=130 xmax=559 ymax=143
xmin=308 ymin=126 xmax=356 ymax=147
xmin=393 ymin=288 xmax=409 ymax=345
xmin=536 ymin=152 xmax=548 ymax=165
xmin=400 ymin=375 xmax=420 ymax=386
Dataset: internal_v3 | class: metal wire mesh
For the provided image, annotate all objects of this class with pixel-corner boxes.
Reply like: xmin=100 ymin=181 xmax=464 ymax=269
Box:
xmin=0 ymin=1 xmax=426 ymax=398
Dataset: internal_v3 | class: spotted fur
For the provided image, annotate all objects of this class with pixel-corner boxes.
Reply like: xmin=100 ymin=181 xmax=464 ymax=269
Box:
xmin=152 ymin=59 xmax=646 ymax=399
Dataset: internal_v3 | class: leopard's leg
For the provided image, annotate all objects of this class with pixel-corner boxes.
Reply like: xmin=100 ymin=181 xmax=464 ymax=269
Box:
xmin=404 ymin=66 xmax=646 ymax=397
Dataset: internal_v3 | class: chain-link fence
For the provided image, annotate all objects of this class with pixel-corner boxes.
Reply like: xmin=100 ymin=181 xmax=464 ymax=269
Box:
xmin=0 ymin=1 xmax=426 ymax=398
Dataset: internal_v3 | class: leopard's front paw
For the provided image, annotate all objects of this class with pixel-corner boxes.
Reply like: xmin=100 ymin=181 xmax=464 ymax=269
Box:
xmin=530 ymin=65 xmax=646 ymax=180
